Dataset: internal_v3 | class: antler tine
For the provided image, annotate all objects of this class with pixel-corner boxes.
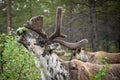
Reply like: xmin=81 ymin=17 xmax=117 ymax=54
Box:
xmin=49 ymin=7 xmax=67 ymax=40
xmin=24 ymin=15 xmax=47 ymax=39
xmin=22 ymin=7 xmax=88 ymax=50
xmin=48 ymin=7 xmax=88 ymax=49
xmin=53 ymin=39 xmax=88 ymax=50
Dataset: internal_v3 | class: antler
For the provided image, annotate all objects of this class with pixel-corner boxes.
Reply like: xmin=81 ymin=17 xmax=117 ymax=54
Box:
xmin=53 ymin=39 xmax=88 ymax=50
xmin=22 ymin=7 xmax=88 ymax=50
xmin=48 ymin=7 xmax=88 ymax=49
xmin=49 ymin=7 xmax=67 ymax=40
xmin=23 ymin=15 xmax=47 ymax=39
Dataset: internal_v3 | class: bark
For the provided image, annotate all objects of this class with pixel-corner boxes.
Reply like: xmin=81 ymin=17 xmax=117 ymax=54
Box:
xmin=68 ymin=7 xmax=73 ymax=42
xmin=0 ymin=49 xmax=3 ymax=76
xmin=29 ymin=0 xmax=32 ymax=18
xmin=88 ymin=0 xmax=98 ymax=51
xmin=118 ymin=36 xmax=120 ymax=52
xmin=6 ymin=0 xmax=12 ymax=35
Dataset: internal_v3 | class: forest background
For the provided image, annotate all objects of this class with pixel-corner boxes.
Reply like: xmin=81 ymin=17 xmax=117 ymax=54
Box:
xmin=0 ymin=0 xmax=120 ymax=79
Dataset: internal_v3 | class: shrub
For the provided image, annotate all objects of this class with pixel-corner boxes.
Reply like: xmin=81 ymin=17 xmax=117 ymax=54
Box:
xmin=0 ymin=34 xmax=41 ymax=80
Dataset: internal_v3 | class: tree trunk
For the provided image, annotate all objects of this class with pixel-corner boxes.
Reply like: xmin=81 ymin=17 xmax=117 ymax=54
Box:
xmin=0 ymin=50 xmax=3 ymax=77
xmin=6 ymin=0 xmax=12 ymax=35
xmin=118 ymin=35 xmax=120 ymax=52
xmin=68 ymin=7 xmax=73 ymax=42
xmin=88 ymin=0 xmax=98 ymax=51
xmin=29 ymin=0 xmax=32 ymax=18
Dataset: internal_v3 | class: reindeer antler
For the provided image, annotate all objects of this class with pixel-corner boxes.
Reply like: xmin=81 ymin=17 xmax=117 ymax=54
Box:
xmin=22 ymin=7 xmax=88 ymax=49
xmin=53 ymin=39 xmax=88 ymax=50
xmin=49 ymin=7 xmax=67 ymax=40
xmin=23 ymin=15 xmax=47 ymax=39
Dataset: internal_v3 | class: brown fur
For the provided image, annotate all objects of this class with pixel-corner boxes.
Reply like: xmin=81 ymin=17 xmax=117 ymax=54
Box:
xmin=93 ymin=51 xmax=120 ymax=64
xmin=70 ymin=59 xmax=120 ymax=80
xmin=19 ymin=7 xmax=120 ymax=80
xmin=74 ymin=50 xmax=120 ymax=64
xmin=53 ymin=49 xmax=65 ymax=56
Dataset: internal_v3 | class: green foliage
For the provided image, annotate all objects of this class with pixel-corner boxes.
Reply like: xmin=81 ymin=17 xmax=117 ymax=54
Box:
xmin=98 ymin=40 xmax=118 ymax=52
xmin=16 ymin=27 xmax=28 ymax=36
xmin=0 ymin=34 xmax=41 ymax=80
xmin=109 ymin=42 xmax=118 ymax=52
xmin=91 ymin=57 xmax=111 ymax=80
xmin=91 ymin=66 xmax=108 ymax=80
xmin=98 ymin=57 xmax=109 ymax=64
xmin=0 ymin=0 xmax=120 ymax=52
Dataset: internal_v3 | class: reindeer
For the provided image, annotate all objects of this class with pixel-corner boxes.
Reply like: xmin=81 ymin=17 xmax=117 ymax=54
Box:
xmin=71 ymin=47 xmax=120 ymax=64
xmin=17 ymin=7 xmax=88 ymax=80
xmin=17 ymin=7 xmax=120 ymax=80
xmin=71 ymin=59 xmax=120 ymax=80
